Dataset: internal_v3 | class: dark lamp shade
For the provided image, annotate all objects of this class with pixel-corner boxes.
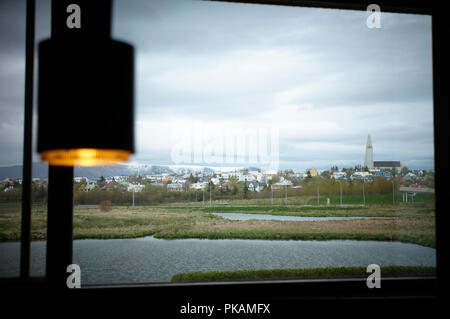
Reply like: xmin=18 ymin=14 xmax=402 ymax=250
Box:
xmin=37 ymin=38 xmax=134 ymax=166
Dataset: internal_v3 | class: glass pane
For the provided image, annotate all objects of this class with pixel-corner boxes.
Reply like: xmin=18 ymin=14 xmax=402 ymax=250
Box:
xmin=0 ymin=0 xmax=26 ymax=278
xmin=73 ymin=0 xmax=436 ymax=285
xmin=2 ymin=0 xmax=435 ymax=285
xmin=0 ymin=0 xmax=51 ymax=279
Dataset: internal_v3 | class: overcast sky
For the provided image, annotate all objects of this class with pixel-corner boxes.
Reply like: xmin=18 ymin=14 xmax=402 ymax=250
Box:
xmin=0 ymin=0 xmax=434 ymax=171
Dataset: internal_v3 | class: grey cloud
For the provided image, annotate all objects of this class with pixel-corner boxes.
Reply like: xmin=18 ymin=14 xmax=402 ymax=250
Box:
xmin=0 ymin=0 xmax=435 ymax=170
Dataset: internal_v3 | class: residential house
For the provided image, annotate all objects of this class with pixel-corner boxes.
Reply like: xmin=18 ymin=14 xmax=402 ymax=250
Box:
xmin=245 ymin=181 xmax=261 ymax=192
xmin=102 ymin=181 xmax=117 ymax=191
xmin=350 ymin=171 xmax=372 ymax=180
xmin=331 ymin=172 xmax=347 ymax=179
xmin=210 ymin=177 xmax=221 ymax=185
xmin=127 ymin=184 xmax=145 ymax=193
xmin=167 ymin=183 xmax=184 ymax=192
xmin=82 ymin=180 xmax=97 ymax=191
xmin=272 ymin=178 xmax=293 ymax=190
xmin=190 ymin=182 xmax=208 ymax=190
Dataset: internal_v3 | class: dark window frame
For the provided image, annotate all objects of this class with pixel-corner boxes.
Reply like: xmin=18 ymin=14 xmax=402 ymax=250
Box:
xmin=2 ymin=0 xmax=447 ymax=308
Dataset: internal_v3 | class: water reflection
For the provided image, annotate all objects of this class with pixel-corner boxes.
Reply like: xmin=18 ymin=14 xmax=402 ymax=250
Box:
xmin=213 ymin=212 xmax=393 ymax=222
xmin=0 ymin=236 xmax=435 ymax=284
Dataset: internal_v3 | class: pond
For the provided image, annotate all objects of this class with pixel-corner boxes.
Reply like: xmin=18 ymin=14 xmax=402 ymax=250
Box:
xmin=213 ymin=212 xmax=393 ymax=222
xmin=0 ymin=237 xmax=435 ymax=285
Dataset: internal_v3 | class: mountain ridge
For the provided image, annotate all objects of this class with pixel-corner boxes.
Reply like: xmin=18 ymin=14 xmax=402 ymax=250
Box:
xmin=0 ymin=163 xmax=250 ymax=180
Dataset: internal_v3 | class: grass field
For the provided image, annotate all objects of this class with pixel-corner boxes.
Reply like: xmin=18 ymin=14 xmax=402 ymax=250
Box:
xmin=0 ymin=198 xmax=436 ymax=247
xmin=306 ymin=193 xmax=435 ymax=206
xmin=171 ymin=265 xmax=437 ymax=283
xmin=163 ymin=193 xmax=435 ymax=207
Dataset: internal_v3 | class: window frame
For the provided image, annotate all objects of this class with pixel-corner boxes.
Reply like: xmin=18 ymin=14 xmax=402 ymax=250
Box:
xmin=2 ymin=0 xmax=446 ymax=308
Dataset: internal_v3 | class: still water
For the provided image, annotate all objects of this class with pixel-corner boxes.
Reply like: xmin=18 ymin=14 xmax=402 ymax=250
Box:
xmin=213 ymin=212 xmax=393 ymax=221
xmin=0 ymin=237 xmax=435 ymax=285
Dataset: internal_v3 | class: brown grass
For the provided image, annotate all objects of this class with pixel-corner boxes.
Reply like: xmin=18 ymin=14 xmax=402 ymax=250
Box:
xmin=174 ymin=216 xmax=435 ymax=237
xmin=0 ymin=204 xmax=435 ymax=245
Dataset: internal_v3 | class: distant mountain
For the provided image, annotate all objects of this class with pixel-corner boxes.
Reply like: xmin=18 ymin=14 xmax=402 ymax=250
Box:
xmin=202 ymin=167 xmax=215 ymax=173
xmin=0 ymin=163 xmax=176 ymax=180
xmin=0 ymin=163 xmax=247 ymax=180
xmin=0 ymin=162 xmax=49 ymax=180
xmin=170 ymin=167 xmax=193 ymax=175
xmin=144 ymin=165 xmax=174 ymax=175
xmin=74 ymin=165 xmax=135 ymax=179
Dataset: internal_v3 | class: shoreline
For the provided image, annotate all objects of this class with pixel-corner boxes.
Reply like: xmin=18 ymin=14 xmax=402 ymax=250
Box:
xmin=171 ymin=265 xmax=437 ymax=283
xmin=0 ymin=231 xmax=436 ymax=248
xmin=0 ymin=203 xmax=435 ymax=248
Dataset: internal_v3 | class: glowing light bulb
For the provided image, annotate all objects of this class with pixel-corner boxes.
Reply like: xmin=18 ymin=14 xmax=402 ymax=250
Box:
xmin=40 ymin=148 xmax=130 ymax=166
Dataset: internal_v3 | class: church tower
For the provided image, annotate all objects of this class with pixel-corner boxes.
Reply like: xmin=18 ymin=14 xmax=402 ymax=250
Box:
xmin=364 ymin=134 xmax=374 ymax=169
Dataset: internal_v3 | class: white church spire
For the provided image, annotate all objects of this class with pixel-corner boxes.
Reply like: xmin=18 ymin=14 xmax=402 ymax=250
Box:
xmin=364 ymin=134 xmax=374 ymax=169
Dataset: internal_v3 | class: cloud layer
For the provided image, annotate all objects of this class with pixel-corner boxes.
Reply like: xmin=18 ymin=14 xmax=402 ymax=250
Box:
xmin=0 ymin=0 xmax=434 ymax=170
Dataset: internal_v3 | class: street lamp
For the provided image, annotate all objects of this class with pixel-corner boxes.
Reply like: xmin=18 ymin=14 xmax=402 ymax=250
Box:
xmin=362 ymin=179 xmax=366 ymax=206
xmin=271 ymin=186 xmax=274 ymax=206
xmin=317 ymin=183 xmax=320 ymax=206
xmin=391 ymin=180 xmax=395 ymax=205
xmin=36 ymin=0 xmax=134 ymax=288
xmin=285 ymin=185 xmax=288 ymax=205
xmin=37 ymin=1 xmax=134 ymax=166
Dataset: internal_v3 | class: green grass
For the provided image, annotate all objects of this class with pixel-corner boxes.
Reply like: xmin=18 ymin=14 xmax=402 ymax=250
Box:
xmin=307 ymin=193 xmax=435 ymax=205
xmin=155 ymin=232 xmax=435 ymax=248
xmin=202 ymin=205 xmax=380 ymax=217
xmin=171 ymin=265 xmax=436 ymax=283
xmin=202 ymin=206 xmax=367 ymax=213
xmin=201 ymin=205 xmax=435 ymax=217
xmin=161 ymin=193 xmax=435 ymax=207
xmin=73 ymin=230 xmax=157 ymax=240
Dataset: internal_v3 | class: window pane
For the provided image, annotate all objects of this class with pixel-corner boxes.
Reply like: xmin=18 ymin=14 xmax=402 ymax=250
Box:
xmin=76 ymin=0 xmax=437 ymax=285
xmin=0 ymin=0 xmax=26 ymax=278
xmin=1 ymin=0 xmax=435 ymax=285
xmin=0 ymin=0 xmax=51 ymax=279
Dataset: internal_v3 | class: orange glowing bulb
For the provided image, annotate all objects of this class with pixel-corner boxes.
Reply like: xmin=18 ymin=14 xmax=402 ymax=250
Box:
xmin=40 ymin=148 xmax=130 ymax=166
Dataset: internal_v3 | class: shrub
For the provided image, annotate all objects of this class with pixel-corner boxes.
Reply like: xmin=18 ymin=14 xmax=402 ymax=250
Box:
xmin=99 ymin=200 xmax=113 ymax=212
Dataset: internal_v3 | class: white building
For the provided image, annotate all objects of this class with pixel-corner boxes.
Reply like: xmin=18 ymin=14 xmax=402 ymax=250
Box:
xmin=83 ymin=180 xmax=97 ymax=191
xmin=364 ymin=134 xmax=374 ymax=169
xmin=364 ymin=134 xmax=405 ymax=172
xmin=263 ymin=169 xmax=278 ymax=176
xmin=350 ymin=171 xmax=372 ymax=180
xmin=245 ymin=181 xmax=261 ymax=192
xmin=238 ymin=174 xmax=256 ymax=182
xmin=352 ymin=171 xmax=371 ymax=177
xmin=190 ymin=182 xmax=208 ymax=190
xmin=272 ymin=178 xmax=293 ymax=189
xmin=167 ymin=183 xmax=184 ymax=192
xmin=127 ymin=184 xmax=145 ymax=193
xmin=331 ymin=172 xmax=347 ymax=179
xmin=172 ymin=178 xmax=187 ymax=185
